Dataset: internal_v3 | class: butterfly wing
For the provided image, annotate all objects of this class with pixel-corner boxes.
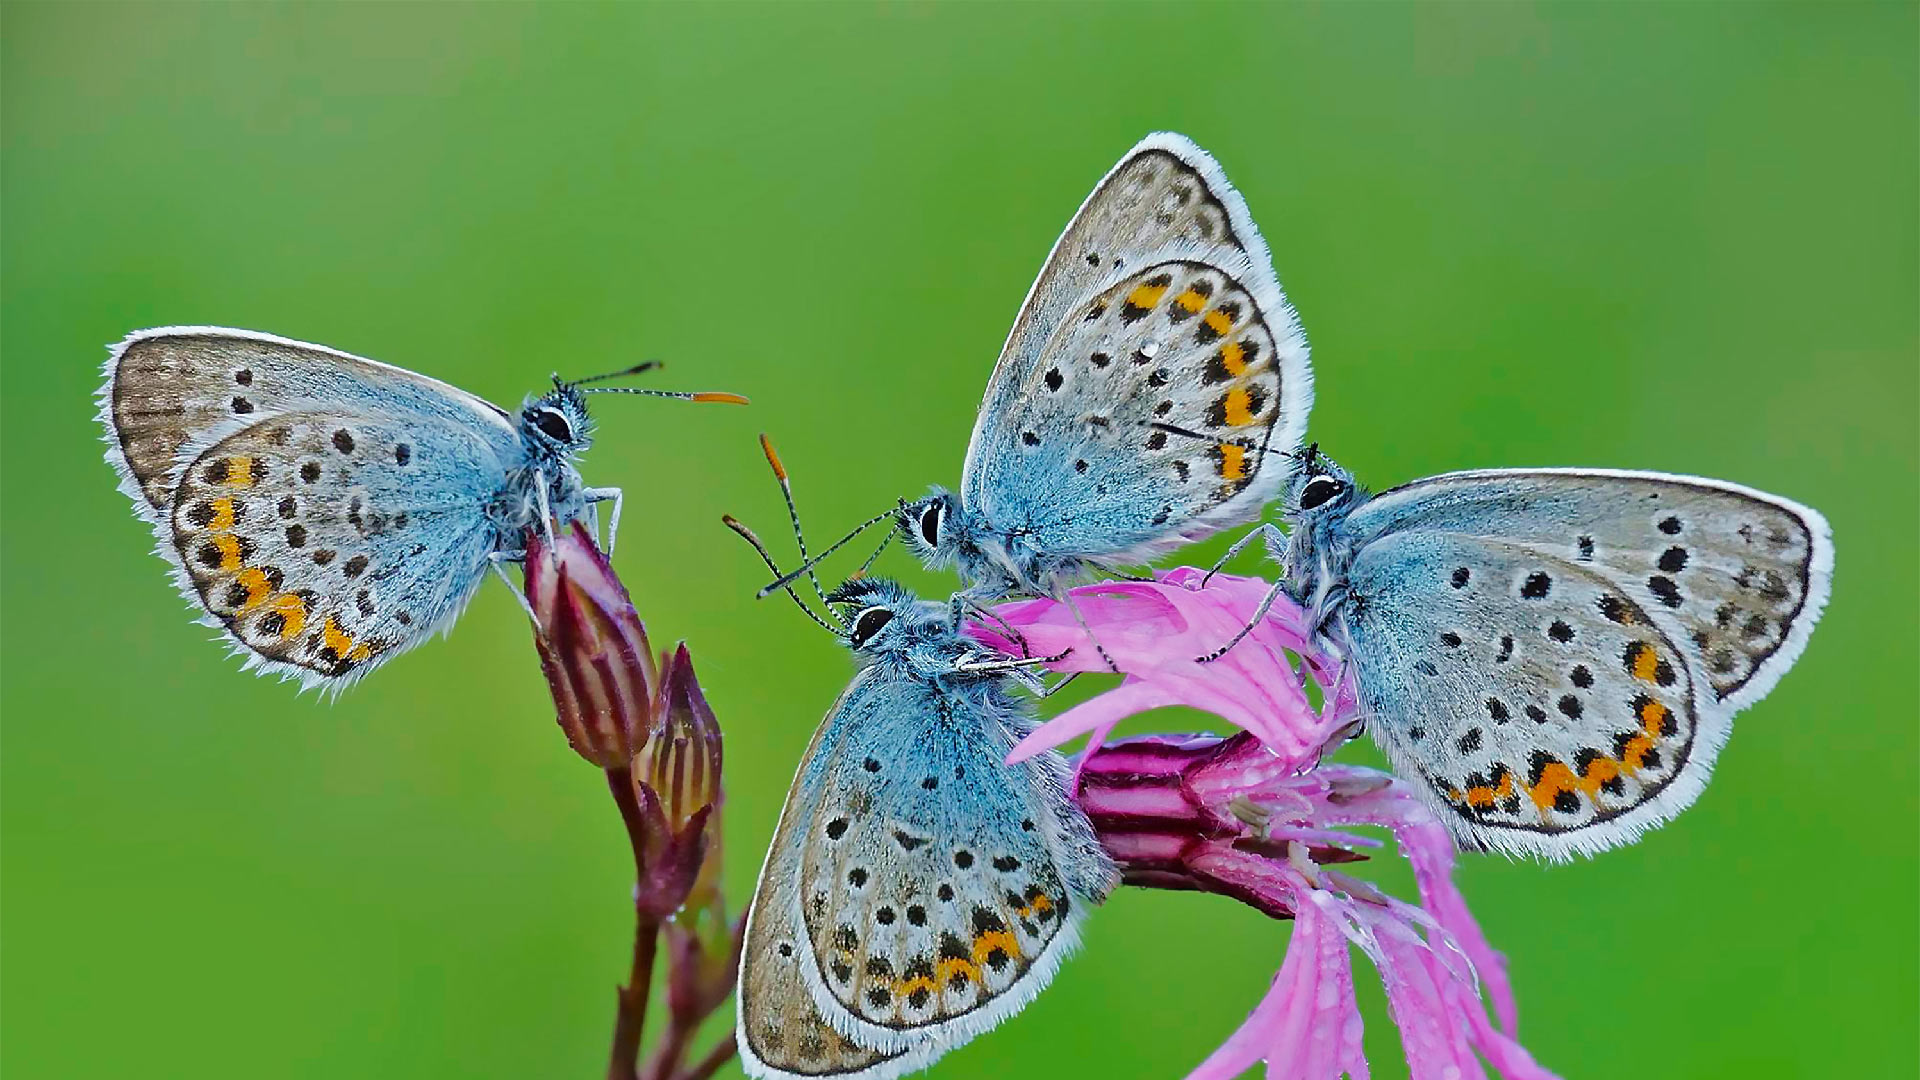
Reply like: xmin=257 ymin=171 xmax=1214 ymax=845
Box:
xmin=960 ymin=133 xmax=1310 ymax=564
xmin=738 ymin=666 xmax=1115 ymax=1078
xmin=1337 ymin=470 xmax=1831 ymax=859
xmin=740 ymin=674 xmax=909 ymax=1079
xmin=99 ymin=326 xmax=513 ymax=521
xmin=162 ymin=411 xmax=510 ymax=689
xmin=1346 ymin=469 xmax=1833 ymax=711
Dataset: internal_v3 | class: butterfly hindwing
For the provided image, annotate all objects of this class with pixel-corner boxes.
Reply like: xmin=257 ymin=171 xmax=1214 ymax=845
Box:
xmin=100 ymin=326 xmax=513 ymax=520
xmin=164 ymin=410 xmax=508 ymax=687
xmin=962 ymin=133 xmax=1310 ymax=564
xmin=1344 ymin=532 xmax=1704 ymax=860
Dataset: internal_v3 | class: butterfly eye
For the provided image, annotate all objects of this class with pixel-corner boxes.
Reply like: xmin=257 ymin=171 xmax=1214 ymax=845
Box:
xmin=1298 ymin=476 xmax=1345 ymax=511
xmin=850 ymin=606 xmax=895 ymax=647
xmin=533 ymin=408 xmax=573 ymax=443
xmin=919 ymin=503 xmax=943 ymax=547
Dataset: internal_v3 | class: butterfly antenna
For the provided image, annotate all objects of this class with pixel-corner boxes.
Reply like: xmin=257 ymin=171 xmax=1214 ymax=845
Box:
xmin=755 ymin=507 xmax=896 ymax=598
xmin=852 ymin=526 xmax=895 ymax=579
xmin=721 ymin=514 xmax=843 ymax=636
xmin=581 ymin=385 xmax=749 ymax=405
xmin=1149 ymin=421 xmax=1289 ymax=457
xmin=755 ymin=434 xmax=840 ymax=618
xmin=565 ymin=360 xmax=663 ymax=386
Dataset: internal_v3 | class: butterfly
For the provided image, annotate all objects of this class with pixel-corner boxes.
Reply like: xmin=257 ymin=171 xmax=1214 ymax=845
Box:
xmin=1265 ymin=446 xmax=1833 ymax=861
xmin=97 ymin=325 xmax=744 ymax=690
xmin=762 ymin=132 xmax=1312 ymax=625
xmin=724 ymin=443 xmax=1117 ymax=1080
xmin=730 ymin=575 xmax=1117 ymax=1080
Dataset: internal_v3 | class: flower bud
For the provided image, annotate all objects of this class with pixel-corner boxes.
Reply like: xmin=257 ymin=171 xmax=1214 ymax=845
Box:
xmin=525 ymin=522 xmax=658 ymax=769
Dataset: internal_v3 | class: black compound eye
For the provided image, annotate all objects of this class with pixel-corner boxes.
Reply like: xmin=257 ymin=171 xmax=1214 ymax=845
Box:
xmin=919 ymin=503 xmax=942 ymax=547
xmin=533 ymin=409 xmax=573 ymax=443
xmin=1298 ymin=476 xmax=1345 ymax=511
xmin=851 ymin=606 xmax=895 ymax=646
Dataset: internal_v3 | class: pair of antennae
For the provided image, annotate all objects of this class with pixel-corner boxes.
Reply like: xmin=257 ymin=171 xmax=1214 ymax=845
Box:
xmin=558 ymin=361 xmax=750 ymax=405
xmin=723 ymin=435 xmax=895 ymax=634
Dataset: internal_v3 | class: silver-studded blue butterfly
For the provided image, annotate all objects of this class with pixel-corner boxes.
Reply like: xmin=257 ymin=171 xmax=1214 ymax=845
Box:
xmin=98 ymin=326 xmax=745 ymax=690
xmin=725 ymin=447 xmax=1117 ymax=1080
xmin=1255 ymin=447 xmax=1833 ymax=861
xmin=762 ymin=133 xmax=1312 ymax=617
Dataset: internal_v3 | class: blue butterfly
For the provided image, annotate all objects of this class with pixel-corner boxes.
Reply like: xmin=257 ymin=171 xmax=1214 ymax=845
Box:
xmin=763 ymin=133 xmax=1312 ymax=631
xmin=98 ymin=326 xmax=744 ymax=689
xmin=724 ymin=470 xmax=1116 ymax=1079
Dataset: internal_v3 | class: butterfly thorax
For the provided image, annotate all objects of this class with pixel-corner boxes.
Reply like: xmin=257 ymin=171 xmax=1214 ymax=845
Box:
xmin=487 ymin=388 xmax=597 ymax=545
xmin=900 ymin=491 xmax=1090 ymax=602
xmin=1279 ymin=455 xmax=1371 ymax=634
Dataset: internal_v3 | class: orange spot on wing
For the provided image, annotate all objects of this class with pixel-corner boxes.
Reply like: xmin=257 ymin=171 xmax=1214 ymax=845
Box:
xmin=894 ymin=974 xmax=937 ymax=1000
xmin=223 ymin=457 xmax=255 ymax=487
xmin=267 ymin=593 xmax=307 ymax=639
xmin=1464 ymin=772 xmax=1514 ymax=809
xmin=1173 ymin=288 xmax=1208 ymax=314
xmin=322 ymin=616 xmax=356 ymax=655
xmin=234 ymin=567 xmax=274 ymax=610
xmin=1526 ymin=762 xmax=1580 ymax=812
xmin=1220 ymin=342 xmax=1248 ymax=377
xmin=1639 ymin=699 xmax=1670 ymax=736
xmin=1629 ymin=642 xmax=1661 ymax=683
xmin=209 ymin=497 xmax=237 ymax=531
xmin=212 ymin=533 xmax=244 ymax=572
xmin=1127 ymin=281 xmax=1169 ymax=311
xmin=1218 ymin=443 xmax=1247 ymax=481
xmin=935 ymin=957 xmax=979 ymax=985
xmin=1620 ymin=734 xmax=1656 ymax=772
xmin=1203 ymin=308 xmax=1234 ymax=336
xmin=972 ymin=929 xmax=1021 ymax=966
xmin=1222 ymin=387 xmax=1255 ymax=426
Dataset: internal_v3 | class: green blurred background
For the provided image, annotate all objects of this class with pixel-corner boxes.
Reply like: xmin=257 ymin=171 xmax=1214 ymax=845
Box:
xmin=5 ymin=3 xmax=1914 ymax=1078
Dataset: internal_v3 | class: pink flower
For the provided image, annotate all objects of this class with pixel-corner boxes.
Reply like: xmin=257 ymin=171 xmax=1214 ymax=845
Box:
xmin=969 ymin=568 xmax=1561 ymax=1080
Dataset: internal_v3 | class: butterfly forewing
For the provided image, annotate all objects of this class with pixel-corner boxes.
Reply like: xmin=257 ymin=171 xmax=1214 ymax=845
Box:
xmin=741 ymin=676 xmax=911 ymax=1077
xmin=962 ymin=133 xmax=1310 ymax=563
xmin=1345 ymin=533 xmax=1704 ymax=859
xmin=797 ymin=680 xmax=1093 ymax=1040
xmin=1334 ymin=469 xmax=1831 ymax=859
xmin=1347 ymin=470 xmax=1832 ymax=709
xmin=739 ymin=662 xmax=1114 ymax=1078
xmin=166 ymin=412 xmax=506 ymax=685
xmin=101 ymin=327 xmax=511 ymax=519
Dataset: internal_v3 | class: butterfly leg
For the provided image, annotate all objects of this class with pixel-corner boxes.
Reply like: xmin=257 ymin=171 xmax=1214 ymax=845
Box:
xmin=955 ymin=649 xmax=1072 ymax=674
xmin=963 ymin=596 xmax=1033 ymax=658
xmin=582 ymin=486 xmax=624 ymax=558
xmin=1202 ymin=522 xmax=1285 ymax=588
xmin=1033 ymin=671 xmax=1082 ymax=699
xmin=1195 ymin=575 xmax=1292 ymax=664
xmin=1061 ymin=592 xmax=1121 ymax=673
xmin=487 ymin=550 xmax=540 ymax=622
xmin=533 ymin=469 xmax=556 ymax=547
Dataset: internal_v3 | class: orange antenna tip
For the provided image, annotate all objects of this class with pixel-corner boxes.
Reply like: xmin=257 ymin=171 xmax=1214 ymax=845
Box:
xmin=759 ymin=434 xmax=789 ymax=481
xmin=691 ymin=392 xmax=749 ymax=405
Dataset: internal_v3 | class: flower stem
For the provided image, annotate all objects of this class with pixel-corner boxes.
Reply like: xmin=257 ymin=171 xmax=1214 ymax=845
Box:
xmin=676 ymin=1037 xmax=738 ymax=1080
xmin=607 ymin=768 xmax=662 ymax=1080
